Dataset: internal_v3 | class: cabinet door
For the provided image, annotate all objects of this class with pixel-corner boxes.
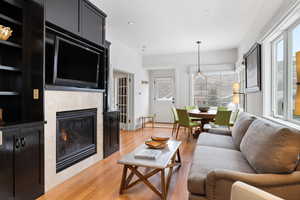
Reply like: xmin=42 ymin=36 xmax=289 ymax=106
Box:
xmin=111 ymin=112 xmax=120 ymax=152
xmin=45 ymin=0 xmax=79 ymax=34
xmin=103 ymin=111 xmax=120 ymax=158
xmin=14 ymin=125 xmax=44 ymax=200
xmin=0 ymin=129 xmax=15 ymax=200
xmin=80 ymin=0 xmax=105 ymax=45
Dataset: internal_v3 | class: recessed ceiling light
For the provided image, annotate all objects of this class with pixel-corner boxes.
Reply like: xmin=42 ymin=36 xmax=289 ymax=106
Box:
xmin=127 ymin=21 xmax=135 ymax=25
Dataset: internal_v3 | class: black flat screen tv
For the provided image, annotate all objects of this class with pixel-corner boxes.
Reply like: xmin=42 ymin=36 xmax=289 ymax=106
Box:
xmin=54 ymin=37 xmax=100 ymax=88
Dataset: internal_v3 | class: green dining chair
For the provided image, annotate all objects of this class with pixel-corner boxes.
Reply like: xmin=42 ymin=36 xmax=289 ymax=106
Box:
xmin=176 ymin=109 xmax=201 ymax=139
xmin=208 ymin=110 xmax=232 ymax=130
xmin=217 ymin=106 xmax=228 ymax=111
xmin=204 ymin=110 xmax=232 ymax=130
xmin=171 ymin=107 xmax=179 ymax=136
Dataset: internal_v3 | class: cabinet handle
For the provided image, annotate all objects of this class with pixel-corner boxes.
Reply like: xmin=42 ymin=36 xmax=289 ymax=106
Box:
xmin=15 ymin=138 xmax=21 ymax=149
xmin=21 ymin=137 xmax=26 ymax=147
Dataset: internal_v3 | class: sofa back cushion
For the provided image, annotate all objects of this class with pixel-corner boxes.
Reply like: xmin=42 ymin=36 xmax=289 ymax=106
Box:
xmin=231 ymin=112 xmax=256 ymax=150
xmin=240 ymin=119 xmax=300 ymax=174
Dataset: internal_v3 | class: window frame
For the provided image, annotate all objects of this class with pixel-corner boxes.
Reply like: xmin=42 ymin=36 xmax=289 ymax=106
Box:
xmin=271 ymin=34 xmax=286 ymax=119
xmin=270 ymin=19 xmax=300 ymax=125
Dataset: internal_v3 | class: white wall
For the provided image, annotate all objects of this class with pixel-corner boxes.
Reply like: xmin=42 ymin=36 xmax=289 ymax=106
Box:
xmin=143 ymin=49 xmax=238 ymax=108
xmin=108 ymin=35 xmax=149 ymax=129
xmin=237 ymin=0 xmax=299 ymax=116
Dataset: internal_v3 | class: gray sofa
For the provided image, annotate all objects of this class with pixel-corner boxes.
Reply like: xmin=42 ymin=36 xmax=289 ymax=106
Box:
xmin=188 ymin=112 xmax=300 ymax=200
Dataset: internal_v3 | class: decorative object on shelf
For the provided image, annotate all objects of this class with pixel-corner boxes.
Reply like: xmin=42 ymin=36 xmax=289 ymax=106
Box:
xmin=244 ymin=43 xmax=261 ymax=93
xmin=294 ymin=52 xmax=300 ymax=115
xmin=195 ymin=41 xmax=206 ymax=80
xmin=0 ymin=25 xmax=13 ymax=41
xmin=0 ymin=108 xmax=4 ymax=125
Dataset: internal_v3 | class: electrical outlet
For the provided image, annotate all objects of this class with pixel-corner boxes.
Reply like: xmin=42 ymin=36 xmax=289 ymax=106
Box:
xmin=33 ymin=89 xmax=39 ymax=100
xmin=0 ymin=131 xmax=2 ymax=146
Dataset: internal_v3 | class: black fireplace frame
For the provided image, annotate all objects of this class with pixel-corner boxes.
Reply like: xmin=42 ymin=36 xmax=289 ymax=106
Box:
xmin=56 ymin=108 xmax=97 ymax=173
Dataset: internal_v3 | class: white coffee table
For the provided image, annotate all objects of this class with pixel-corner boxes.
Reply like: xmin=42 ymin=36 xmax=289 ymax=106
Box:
xmin=118 ymin=140 xmax=182 ymax=200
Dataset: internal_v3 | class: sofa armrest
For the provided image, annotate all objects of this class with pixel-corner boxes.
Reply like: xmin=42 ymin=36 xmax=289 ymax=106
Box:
xmin=207 ymin=128 xmax=232 ymax=136
xmin=206 ymin=170 xmax=300 ymax=200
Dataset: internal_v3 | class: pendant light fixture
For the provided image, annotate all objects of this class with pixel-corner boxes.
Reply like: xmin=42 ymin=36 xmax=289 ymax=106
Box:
xmin=196 ymin=41 xmax=206 ymax=79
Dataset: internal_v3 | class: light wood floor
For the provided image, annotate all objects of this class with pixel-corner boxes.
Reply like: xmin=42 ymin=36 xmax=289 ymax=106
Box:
xmin=38 ymin=125 xmax=197 ymax=200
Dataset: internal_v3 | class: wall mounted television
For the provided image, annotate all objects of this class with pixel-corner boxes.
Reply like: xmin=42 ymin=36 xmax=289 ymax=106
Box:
xmin=53 ymin=36 xmax=102 ymax=88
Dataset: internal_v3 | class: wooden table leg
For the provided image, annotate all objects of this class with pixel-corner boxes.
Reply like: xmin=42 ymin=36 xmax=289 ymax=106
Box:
xmin=177 ymin=149 xmax=182 ymax=165
xmin=161 ymin=169 xmax=167 ymax=200
xmin=119 ymin=165 xmax=128 ymax=194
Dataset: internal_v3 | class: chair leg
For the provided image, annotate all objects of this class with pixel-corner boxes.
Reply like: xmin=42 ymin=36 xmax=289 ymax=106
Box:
xmin=176 ymin=125 xmax=181 ymax=139
xmin=171 ymin=123 xmax=176 ymax=136
xmin=152 ymin=117 xmax=154 ymax=128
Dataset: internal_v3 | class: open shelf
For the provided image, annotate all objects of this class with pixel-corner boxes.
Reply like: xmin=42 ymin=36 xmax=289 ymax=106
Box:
xmin=0 ymin=91 xmax=20 ymax=96
xmin=0 ymin=65 xmax=21 ymax=72
xmin=0 ymin=40 xmax=22 ymax=48
xmin=0 ymin=13 xmax=22 ymax=25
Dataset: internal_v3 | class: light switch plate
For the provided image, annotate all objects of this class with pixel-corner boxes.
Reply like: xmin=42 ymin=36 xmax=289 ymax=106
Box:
xmin=33 ymin=89 xmax=39 ymax=100
xmin=0 ymin=131 xmax=2 ymax=146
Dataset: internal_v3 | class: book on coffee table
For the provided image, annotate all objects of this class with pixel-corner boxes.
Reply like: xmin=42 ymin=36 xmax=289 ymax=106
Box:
xmin=134 ymin=149 xmax=161 ymax=160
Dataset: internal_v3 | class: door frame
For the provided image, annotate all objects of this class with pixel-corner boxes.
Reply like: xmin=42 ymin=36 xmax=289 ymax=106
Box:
xmin=112 ymin=70 xmax=135 ymax=130
xmin=150 ymin=69 xmax=176 ymax=123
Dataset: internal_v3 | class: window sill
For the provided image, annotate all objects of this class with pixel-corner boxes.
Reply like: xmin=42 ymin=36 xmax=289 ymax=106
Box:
xmin=263 ymin=116 xmax=300 ymax=130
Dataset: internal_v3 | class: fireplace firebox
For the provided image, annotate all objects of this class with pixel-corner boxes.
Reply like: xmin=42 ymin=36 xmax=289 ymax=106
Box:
xmin=56 ymin=109 xmax=97 ymax=172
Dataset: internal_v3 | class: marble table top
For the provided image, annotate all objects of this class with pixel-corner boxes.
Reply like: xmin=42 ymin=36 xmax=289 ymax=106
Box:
xmin=118 ymin=140 xmax=182 ymax=169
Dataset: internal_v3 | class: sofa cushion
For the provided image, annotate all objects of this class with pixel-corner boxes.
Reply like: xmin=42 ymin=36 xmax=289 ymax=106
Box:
xmin=240 ymin=119 xmax=300 ymax=174
xmin=231 ymin=112 xmax=256 ymax=150
xmin=197 ymin=132 xmax=236 ymax=150
xmin=188 ymin=146 xmax=255 ymax=195
xmin=207 ymin=127 xmax=232 ymax=136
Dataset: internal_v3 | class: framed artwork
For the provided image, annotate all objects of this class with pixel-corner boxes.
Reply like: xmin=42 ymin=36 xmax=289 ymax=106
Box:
xmin=244 ymin=43 xmax=262 ymax=93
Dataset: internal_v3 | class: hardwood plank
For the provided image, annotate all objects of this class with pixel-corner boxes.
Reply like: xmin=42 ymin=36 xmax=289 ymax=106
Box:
xmin=38 ymin=124 xmax=197 ymax=200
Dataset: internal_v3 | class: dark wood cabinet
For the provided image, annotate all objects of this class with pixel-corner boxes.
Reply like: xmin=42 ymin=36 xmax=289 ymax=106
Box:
xmin=45 ymin=0 xmax=80 ymax=34
xmin=0 ymin=128 xmax=15 ymax=200
xmin=0 ymin=122 xmax=44 ymax=200
xmin=80 ymin=0 xmax=105 ymax=45
xmin=45 ymin=0 xmax=106 ymax=46
xmin=103 ymin=111 xmax=120 ymax=158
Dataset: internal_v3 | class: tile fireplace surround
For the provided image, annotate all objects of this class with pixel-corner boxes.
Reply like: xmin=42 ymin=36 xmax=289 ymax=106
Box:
xmin=44 ymin=90 xmax=103 ymax=191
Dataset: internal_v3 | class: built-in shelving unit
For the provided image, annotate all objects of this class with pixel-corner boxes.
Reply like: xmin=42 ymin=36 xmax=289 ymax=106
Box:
xmin=0 ymin=0 xmax=23 ymax=123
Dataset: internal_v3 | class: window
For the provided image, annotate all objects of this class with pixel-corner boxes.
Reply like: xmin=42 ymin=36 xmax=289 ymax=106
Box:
xmin=272 ymin=37 xmax=285 ymax=117
xmin=192 ymin=72 xmax=237 ymax=107
xmin=270 ymin=22 xmax=300 ymax=123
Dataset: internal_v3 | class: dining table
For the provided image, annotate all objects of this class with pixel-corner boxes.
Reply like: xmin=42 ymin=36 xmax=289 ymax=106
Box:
xmin=188 ymin=109 xmax=217 ymax=133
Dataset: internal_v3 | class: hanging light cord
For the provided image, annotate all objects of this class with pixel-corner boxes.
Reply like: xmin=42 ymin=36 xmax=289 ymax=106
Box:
xmin=197 ymin=41 xmax=201 ymax=73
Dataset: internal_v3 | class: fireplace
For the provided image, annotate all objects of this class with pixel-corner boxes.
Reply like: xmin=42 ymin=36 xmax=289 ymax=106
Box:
xmin=56 ymin=108 xmax=97 ymax=172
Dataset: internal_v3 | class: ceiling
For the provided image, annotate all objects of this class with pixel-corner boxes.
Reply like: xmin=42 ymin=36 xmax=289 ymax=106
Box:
xmin=90 ymin=0 xmax=284 ymax=55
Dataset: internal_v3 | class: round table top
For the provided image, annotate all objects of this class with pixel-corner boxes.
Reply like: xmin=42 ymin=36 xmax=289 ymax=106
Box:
xmin=188 ymin=109 xmax=217 ymax=119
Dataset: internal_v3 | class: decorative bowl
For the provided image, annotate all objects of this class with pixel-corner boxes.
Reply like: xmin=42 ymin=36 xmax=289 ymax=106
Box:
xmin=151 ymin=136 xmax=169 ymax=144
xmin=198 ymin=106 xmax=210 ymax=112
xmin=0 ymin=25 xmax=13 ymax=41
xmin=145 ymin=140 xmax=167 ymax=149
